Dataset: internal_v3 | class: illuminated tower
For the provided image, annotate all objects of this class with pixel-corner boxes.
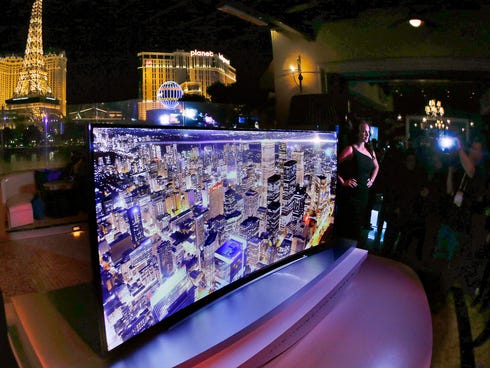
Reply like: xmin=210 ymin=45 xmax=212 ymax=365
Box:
xmin=292 ymin=185 xmax=307 ymax=222
xmin=157 ymin=240 xmax=174 ymax=278
xmin=0 ymin=54 xmax=66 ymax=115
xmin=246 ymin=236 xmax=261 ymax=269
xmin=0 ymin=56 xmax=22 ymax=111
xmin=266 ymin=201 xmax=280 ymax=237
xmin=6 ymin=0 xmax=63 ymax=119
xmin=244 ymin=189 xmax=259 ymax=219
xmin=291 ymin=150 xmax=305 ymax=186
xmin=44 ymin=52 xmax=67 ymax=115
xmin=208 ymin=182 xmax=224 ymax=218
xmin=14 ymin=0 xmax=50 ymax=98
xmin=137 ymin=50 xmax=236 ymax=120
xmin=239 ymin=216 xmax=260 ymax=240
xmin=214 ymin=235 xmax=246 ymax=288
xmin=280 ymin=160 xmax=297 ymax=231
xmin=128 ymin=206 xmax=145 ymax=245
xmin=266 ymin=174 xmax=281 ymax=237
xmin=261 ymin=141 xmax=276 ymax=200
xmin=266 ymin=174 xmax=281 ymax=206
xmin=203 ymin=231 xmax=218 ymax=286
xmin=313 ymin=175 xmax=328 ymax=211
xmin=278 ymin=142 xmax=287 ymax=170
xmin=224 ymin=188 xmax=238 ymax=216
xmin=193 ymin=206 xmax=208 ymax=250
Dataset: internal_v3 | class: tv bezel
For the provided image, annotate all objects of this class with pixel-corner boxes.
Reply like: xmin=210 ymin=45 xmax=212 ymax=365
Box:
xmin=86 ymin=122 xmax=338 ymax=355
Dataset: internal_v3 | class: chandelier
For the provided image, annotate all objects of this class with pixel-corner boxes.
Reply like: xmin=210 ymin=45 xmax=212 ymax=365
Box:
xmin=422 ymin=99 xmax=448 ymax=130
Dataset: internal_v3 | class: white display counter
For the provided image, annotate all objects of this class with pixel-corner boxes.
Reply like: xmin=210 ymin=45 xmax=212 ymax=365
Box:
xmin=4 ymin=242 xmax=431 ymax=367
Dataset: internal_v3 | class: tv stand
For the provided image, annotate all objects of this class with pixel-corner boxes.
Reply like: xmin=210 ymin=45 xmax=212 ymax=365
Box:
xmin=5 ymin=241 xmax=369 ymax=367
xmin=5 ymin=243 xmax=433 ymax=367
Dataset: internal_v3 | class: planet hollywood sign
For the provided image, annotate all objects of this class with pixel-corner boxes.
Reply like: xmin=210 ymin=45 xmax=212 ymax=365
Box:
xmin=190 ymin=50 xmax=230 ymax=65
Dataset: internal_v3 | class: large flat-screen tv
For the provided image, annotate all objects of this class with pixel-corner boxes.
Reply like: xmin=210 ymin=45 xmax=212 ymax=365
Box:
xmin=87 ymin=124 xmax=338 ymax=353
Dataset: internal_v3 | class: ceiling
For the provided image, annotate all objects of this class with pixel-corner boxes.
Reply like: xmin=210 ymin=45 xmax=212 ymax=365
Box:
xmin=224 ymin=0 xmax=490 ymax=116
xmin=223 ymin=0 xmax=489 ymax=38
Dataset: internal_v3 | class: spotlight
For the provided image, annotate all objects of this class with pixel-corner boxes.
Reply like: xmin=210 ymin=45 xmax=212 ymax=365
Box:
xmin=438 ymin=136 xmax=456 ymax=151
xmin=72 ymin=225 xmax=82 ymax=239
xmin=409 ymin=18 xmax=423 ymax=27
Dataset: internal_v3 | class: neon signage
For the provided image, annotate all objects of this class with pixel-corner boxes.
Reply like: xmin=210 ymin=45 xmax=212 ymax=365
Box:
xmin=190 ymin=50 xmax=230 ymax=65
xmin=190 ymin=50 xmax=214 ymax=57
xmin=218 ymin=54 xmax=230 ymax=65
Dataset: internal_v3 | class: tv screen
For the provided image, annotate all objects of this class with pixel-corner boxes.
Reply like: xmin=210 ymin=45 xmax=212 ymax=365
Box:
xmin=88 ymin=124 xmax=338 ymax=352
xmin=370 ymin=126 xmax=378 ymax=141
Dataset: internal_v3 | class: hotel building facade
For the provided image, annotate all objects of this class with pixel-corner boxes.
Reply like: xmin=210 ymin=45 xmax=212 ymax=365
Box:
xmin=0 ymin=52 xmax=67 ymax=116
xmin=137 ymin=50 xmax=236 ymax=121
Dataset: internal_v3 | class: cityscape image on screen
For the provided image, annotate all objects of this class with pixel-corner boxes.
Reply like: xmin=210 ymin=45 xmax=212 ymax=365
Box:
xmin=90 ymin=126 xmax=338 ymax=351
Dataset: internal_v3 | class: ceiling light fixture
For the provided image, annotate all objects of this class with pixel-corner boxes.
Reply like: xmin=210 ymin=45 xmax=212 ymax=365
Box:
xmin=409 ymin=18 xmax=423 ymax=28
xmin=423 ymin=99 xmax=446 ymax=129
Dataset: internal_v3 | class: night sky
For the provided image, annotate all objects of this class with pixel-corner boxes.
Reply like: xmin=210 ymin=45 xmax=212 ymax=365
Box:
xmin=2 ymin=0 xmax=489 ymax=106
xmin=2 ymin=0 xmax=274 ymax=104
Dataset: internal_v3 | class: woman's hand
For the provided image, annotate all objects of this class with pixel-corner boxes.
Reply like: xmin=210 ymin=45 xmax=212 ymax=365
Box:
xmin=367 ymin=177 xmax=374 ymax=188
xmin=343 ymin=178 xmax=358 ymax=188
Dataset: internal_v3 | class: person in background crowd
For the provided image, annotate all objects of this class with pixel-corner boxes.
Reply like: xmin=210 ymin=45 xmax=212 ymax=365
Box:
xmin=446 ymin=138 xmax=486 ymax=243
xmin=445 ymin=137 xmax=487 ymax=291
xmin=374 ymin=141 xmax=402 ymax=254
xmin=335 ymin=122 xmax=379 ymax=242
xmin=386 ymin=150 xmax=428 ymax=259
xmin=421 ymin=149 xmax=448 ymax=259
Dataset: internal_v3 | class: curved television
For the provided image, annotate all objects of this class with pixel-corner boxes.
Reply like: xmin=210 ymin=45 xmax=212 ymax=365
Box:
xmin=87 ymin=124 xmax=338 ymax=352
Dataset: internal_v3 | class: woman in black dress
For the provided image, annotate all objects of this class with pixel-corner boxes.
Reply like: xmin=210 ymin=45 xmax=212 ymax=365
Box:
xmin=335 ymin=122 xmax=379 ymax=241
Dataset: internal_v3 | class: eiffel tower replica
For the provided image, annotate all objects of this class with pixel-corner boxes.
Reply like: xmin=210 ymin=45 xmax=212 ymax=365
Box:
xmin=6 ymin=0 xmax=61 ymax=123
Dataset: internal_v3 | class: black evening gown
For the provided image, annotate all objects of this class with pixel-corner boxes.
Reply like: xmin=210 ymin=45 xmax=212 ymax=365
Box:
xmin=335 ymin=147 xmax=375 ymax=240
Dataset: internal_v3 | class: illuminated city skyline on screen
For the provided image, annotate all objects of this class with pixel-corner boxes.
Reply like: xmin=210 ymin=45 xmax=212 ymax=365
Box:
xmin=91 ymin=126 xmax=337 ymax=351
